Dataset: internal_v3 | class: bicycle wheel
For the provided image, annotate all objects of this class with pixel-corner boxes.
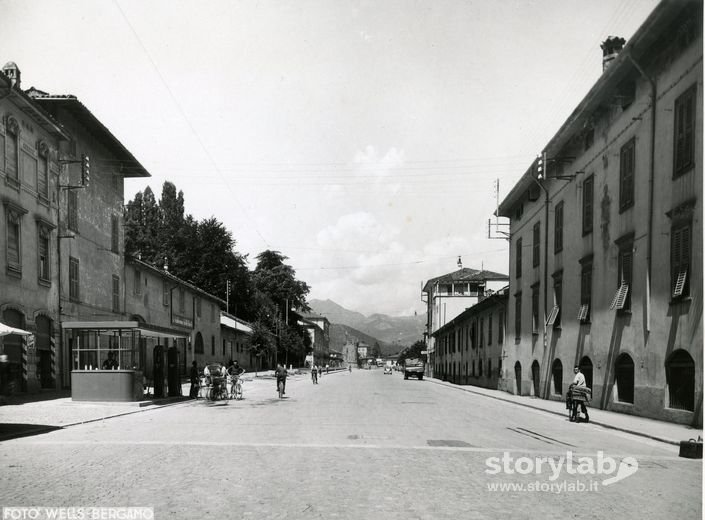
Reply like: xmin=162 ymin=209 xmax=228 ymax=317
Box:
xmin=278 ymin=380 xmax=284 ymax=399
xmin=235 ymin=381 xmax=243 ymax=400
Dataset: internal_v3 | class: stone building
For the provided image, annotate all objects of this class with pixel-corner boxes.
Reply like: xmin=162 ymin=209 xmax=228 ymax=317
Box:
xmin=422 ymin=267 xmax=508 ymax=378
xmin=0 ymin=63 xmax=70 ymax=392
xmin=432 ymin=286 xmax=508 ymax=389
xmin=497 ymin=1 xmax=702 ymax=426
xmin=220 ymin=312 xmax=253 ymax=370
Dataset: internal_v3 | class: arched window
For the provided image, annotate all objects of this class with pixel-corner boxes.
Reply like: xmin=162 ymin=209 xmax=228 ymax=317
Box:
xmin=514 ymin=361 xmax=522 ymax=395
xmin=531 ymin=360 xmax=541 ymax=397
xmin=194 ymin=332 xmax=204 ymax=354
xmin=579 ymin=356 xmax=593 ymax=389
xmin=615 ymin=353 xmax=634 ymax=404
xmin=551 ymin=359 xmax=563 ymax=395
xmin=666 ymin=350 xmax=695 ymax=411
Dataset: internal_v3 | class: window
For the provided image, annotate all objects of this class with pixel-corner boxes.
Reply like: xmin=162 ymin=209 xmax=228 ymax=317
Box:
xmin=478 ymin=359 xmax=483 ymax=377
xmin=531 ymin=284 xmax=539 ymax=334
xmin=37 ymin=142 xmax=49 ymax=201
xmin=6 ymin=207 xmax=22 ymax=274
xmin=488 ymin=359 xmax=492 ymax=378
xmin=196 ymin=297 xmax=201 ymax=318
xmin=5 ymin=117 xmax=19 ymax=186
xmin=112 ymin=275 xmax=120 ymax=312
xmin=514 ymin=292 xmax=522 ymax=339
xmin=111 ymin=216 xmax=119 ymax=253
xmin=194 ymin=332 xmax=204 ymax=354
xmin=666 ymin=350 xmax=695 ymax=411
xmin=69 ymin=257 xmax=80 ymax=301
xmin=163 ymin=281 xmax=170 ymax=306
xmin=515 ymin=238 xmax=522 ymax=278
xmin=551 ymin=359 xmax=563 ymax=395
xmin=498 ymin=310 xmax=504 ymax=344
xmin=611 ymin=238 xmax=633 ymax=311
xmin=619 ymin=138 xmax=635 ymax=211
xmin=582 ymin=175 xmax=594 ymax=235
xmin=615 ymin=353 xmax=634 ymax=404
xmin=211 ymin=335 xmax=215 ymax=356
xmin=67 ymin=190 xmax=78 ymax=232
xmin=23 ymin=152 xmax=37 ymax=197
xmin=479 ymin=318 xmax=484 ymax=348
xmin=488 ymin=315 xmax=493 ymax=346
xmin=37 ymin=225 xmax=51 ymax=283
xmin=554 ymin=202 xmax=564 ymax=253
xmin=674 ymin=85 xmax=696 ymax=177
xmin=579 ymin=258 xmax=593 ymax=322
xmin=671 ymin=223 xmax=691 ymax=299
xmin=134 ymin=270 xmax=142 ymax=295
xmin=532 ymin=222 xmax=540 ymax=267
xmin=549 ymin=272 xmax=562 ymax=328
xmin=179 ymin=289 xmax=185 ymax=313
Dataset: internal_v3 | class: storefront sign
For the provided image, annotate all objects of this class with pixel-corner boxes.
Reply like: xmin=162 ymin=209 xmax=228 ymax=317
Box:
xmin=171 ymin=314 xmax=193 ymax=328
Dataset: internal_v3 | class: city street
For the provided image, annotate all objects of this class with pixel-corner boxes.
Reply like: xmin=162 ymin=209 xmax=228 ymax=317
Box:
xmin=0 ymin=368 xmax=701 ymax=519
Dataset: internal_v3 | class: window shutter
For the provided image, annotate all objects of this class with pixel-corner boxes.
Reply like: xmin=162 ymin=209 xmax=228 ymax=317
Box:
xmin=546 ymin=306 xmax=560 ymax=326
xmin=577 ymin=304 xmax=589 ymax=322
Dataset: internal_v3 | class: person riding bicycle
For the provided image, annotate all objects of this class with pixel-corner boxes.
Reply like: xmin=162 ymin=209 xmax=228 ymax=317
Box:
xmin=275 ymin=363 xmax=287 ymax=395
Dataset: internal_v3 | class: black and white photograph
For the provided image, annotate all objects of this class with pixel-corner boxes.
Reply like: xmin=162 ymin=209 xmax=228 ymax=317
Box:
xmin=0 ymin=0 xmax=702 ymax=518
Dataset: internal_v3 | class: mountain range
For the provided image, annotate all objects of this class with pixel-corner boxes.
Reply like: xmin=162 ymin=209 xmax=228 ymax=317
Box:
xmin=308 ymin=299 xmax=425 ymax=356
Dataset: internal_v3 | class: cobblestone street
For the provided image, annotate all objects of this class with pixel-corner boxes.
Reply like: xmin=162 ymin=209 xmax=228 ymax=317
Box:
xmin=1 ymin=369 xmax=702 ymax=519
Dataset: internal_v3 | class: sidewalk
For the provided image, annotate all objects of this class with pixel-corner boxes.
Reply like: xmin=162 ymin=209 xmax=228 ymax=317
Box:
xmin=427 ymin=377 xmax=703 ymax=446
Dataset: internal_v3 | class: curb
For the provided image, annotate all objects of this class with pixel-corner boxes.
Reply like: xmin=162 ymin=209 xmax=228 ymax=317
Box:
xmin=426 ymin=377 xmax=683 ymax=446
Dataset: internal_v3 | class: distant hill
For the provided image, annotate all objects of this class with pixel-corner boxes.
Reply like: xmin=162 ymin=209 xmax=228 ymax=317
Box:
xmin=310 ymin=299 xmax=425 ymax=350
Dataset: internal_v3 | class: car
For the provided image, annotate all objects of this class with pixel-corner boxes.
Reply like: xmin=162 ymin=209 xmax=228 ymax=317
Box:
xmin=384 ymin=366 xmax=392 ymax=374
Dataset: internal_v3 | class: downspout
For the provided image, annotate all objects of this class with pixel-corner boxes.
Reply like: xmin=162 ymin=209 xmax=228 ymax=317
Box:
xmin=529 ymin=160 xmax=550 ymax=398
xmin=628 ymin=53 xmax=656 ymax=333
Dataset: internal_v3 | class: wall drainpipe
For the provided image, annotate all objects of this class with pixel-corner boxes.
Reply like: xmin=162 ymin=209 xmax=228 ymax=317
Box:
xmin=628 ymin=53 xmax=656 ymax=333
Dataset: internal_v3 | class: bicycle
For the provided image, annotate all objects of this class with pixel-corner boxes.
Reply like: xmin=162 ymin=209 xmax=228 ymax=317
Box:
xmin=229 ymin=372 xmax=244 ymax=400
xmin=277 ymin=378 xmax=285 ymax=399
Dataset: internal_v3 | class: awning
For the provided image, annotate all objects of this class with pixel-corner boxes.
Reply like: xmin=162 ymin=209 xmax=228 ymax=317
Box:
xmin=61 ymin=321 xmax=189 ymax=339
xmin=0 ymin=321 xmax=32 ymax=337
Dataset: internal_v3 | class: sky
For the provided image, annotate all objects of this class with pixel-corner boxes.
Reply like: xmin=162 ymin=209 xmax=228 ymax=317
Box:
xmin=1 ymin=0 xmax=661 ymax=317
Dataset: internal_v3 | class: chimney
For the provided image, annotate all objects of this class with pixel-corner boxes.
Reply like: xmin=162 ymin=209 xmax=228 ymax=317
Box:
xmin=600 ymin=36 xmax=626 ymax=72
xmin=2 ymin=62 xmax=21 ymax=88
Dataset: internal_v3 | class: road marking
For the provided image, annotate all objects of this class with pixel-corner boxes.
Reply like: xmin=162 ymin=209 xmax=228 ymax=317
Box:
xmin=6 ymin=439 xmax=688 ymax=460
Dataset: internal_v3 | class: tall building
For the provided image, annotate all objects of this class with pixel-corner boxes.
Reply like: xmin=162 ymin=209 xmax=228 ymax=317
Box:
xmin=0 ymin=64 xmax=70 ymax=392
xmin=497 ymin=1 xmax=702 ymax=426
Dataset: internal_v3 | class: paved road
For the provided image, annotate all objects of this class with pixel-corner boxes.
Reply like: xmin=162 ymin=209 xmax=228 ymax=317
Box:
xmin=1 ymin=369 xmax=701 ymax=519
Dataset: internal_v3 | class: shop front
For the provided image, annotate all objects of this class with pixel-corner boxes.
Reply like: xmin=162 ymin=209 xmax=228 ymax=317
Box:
xmin=62 ymin=321 xmax=189 ymax=402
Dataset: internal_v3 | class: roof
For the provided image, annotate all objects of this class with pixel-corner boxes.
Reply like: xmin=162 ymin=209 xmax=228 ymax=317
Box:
xmin=497 ymin=0 xmax=695 ymax=216
xmin=126 ymin=256 xmax=226 ymax=305
xmin=26 ymin=90 xmax=150 ymax=178
xmin=220 ymin=313 xmax=253 ymax=334
xmin=431 ymin=286 xmax=509 ymax=337
xmin=422 ymin=268 xmax=508 ymax=293
xmin=0 ymin=72 xmax=70 ymax=141
xmin=301 ymin=311 xmax=330 ymax=323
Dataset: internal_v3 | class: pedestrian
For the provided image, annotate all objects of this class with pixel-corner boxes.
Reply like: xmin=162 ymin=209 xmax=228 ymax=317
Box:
xmin=0 ymin=354 xmax=9 ymax=396
xmin=312 ymin=364 xmax=318 ymax=384
xmin=326 ymin=364 xmax=329 ymax=374
xmin=189 ymin=361 xmax=199 ymax=398
xmin=570 ymin=365 xmax=590 ymax=422
xmin=275 ymin=363 xmax=287 ymax=395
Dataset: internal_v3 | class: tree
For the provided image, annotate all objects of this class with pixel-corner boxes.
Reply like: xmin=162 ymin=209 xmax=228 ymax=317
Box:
xmin=252 ymin=250 xmax=310 ymax=317
xmin=246 ymin=320 xmax=276 ymax=373
xmin=398 ymin=340 xmax=426 ymax=365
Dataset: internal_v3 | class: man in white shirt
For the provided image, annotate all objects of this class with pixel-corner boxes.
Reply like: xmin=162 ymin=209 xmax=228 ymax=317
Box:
xmin=573 ymin=365 xmax=586 ymax=386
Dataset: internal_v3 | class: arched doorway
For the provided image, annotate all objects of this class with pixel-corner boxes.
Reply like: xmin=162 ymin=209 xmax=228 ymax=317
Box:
xmin=35 ymin=315 xmax=54 ymax=389
xmin=514 ymin=361 xmax=522 ymax=395
xmin=531 ymin=360 xmax=541 ymax=397
xmin=579 ymin=356 xmax=593 ymax=389
xmin=551 ymin=359 xmax=563 ymax=395
xmin=615 ymin=353 xmax=634 ymax=404
xmin=2 ymin=309 xmax=25 ymax=392
xmin=666 ymin=350 xmax=695 ymax=411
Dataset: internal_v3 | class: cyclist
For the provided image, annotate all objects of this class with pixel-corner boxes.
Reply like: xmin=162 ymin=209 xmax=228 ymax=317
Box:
xmin=275 ymin=363 xmax=287 ymax=396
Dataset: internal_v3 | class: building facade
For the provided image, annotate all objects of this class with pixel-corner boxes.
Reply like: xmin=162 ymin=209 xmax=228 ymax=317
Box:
xmin=422 ymin=267 xmax=509 ymax=378
xmin=0 ymin=64 xmax=70 ymax=392
xmin=433 ymin=287 xmax=508 ymax=389
xmin=220 ymin=312 xmax=253 ymax=370
xmin=497 ymin=1 xmax=702 ymax=426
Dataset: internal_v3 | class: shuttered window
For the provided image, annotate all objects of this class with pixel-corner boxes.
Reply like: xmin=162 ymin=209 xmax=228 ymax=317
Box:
xmin=582 ymin=175 xmax=594 ymax=235
xmin=532 ymin=222 xmax=540 ymax=267
xmin=554 ymin=202 xmax=563 ymax=253
xmin=619 ymin=138 xmax=635 ymax=211
xmin=515 ymin=238 xmax=522 ymax=278
xmin=38 ymin=153 xmax=49 ymax=200
xmin=69 ymin=257 xmax=80 ymax=301
xmin=671 ymin=223 xmax=691 ymax=299
xmin=674 ymin=85 xmax=696 ymax=177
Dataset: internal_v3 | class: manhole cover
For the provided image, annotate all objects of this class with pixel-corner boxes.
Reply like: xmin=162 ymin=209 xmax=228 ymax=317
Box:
xmin=427 ymin=440 xmax=473 ymax=447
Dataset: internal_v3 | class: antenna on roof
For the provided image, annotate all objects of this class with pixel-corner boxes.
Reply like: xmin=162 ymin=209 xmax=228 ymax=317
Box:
xmin=457 ymin=256 xmax=462 ymax=269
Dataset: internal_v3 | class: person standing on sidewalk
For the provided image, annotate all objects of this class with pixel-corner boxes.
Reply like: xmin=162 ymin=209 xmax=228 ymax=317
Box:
xmin=189 ymin=361 xmax=200 ymax=398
